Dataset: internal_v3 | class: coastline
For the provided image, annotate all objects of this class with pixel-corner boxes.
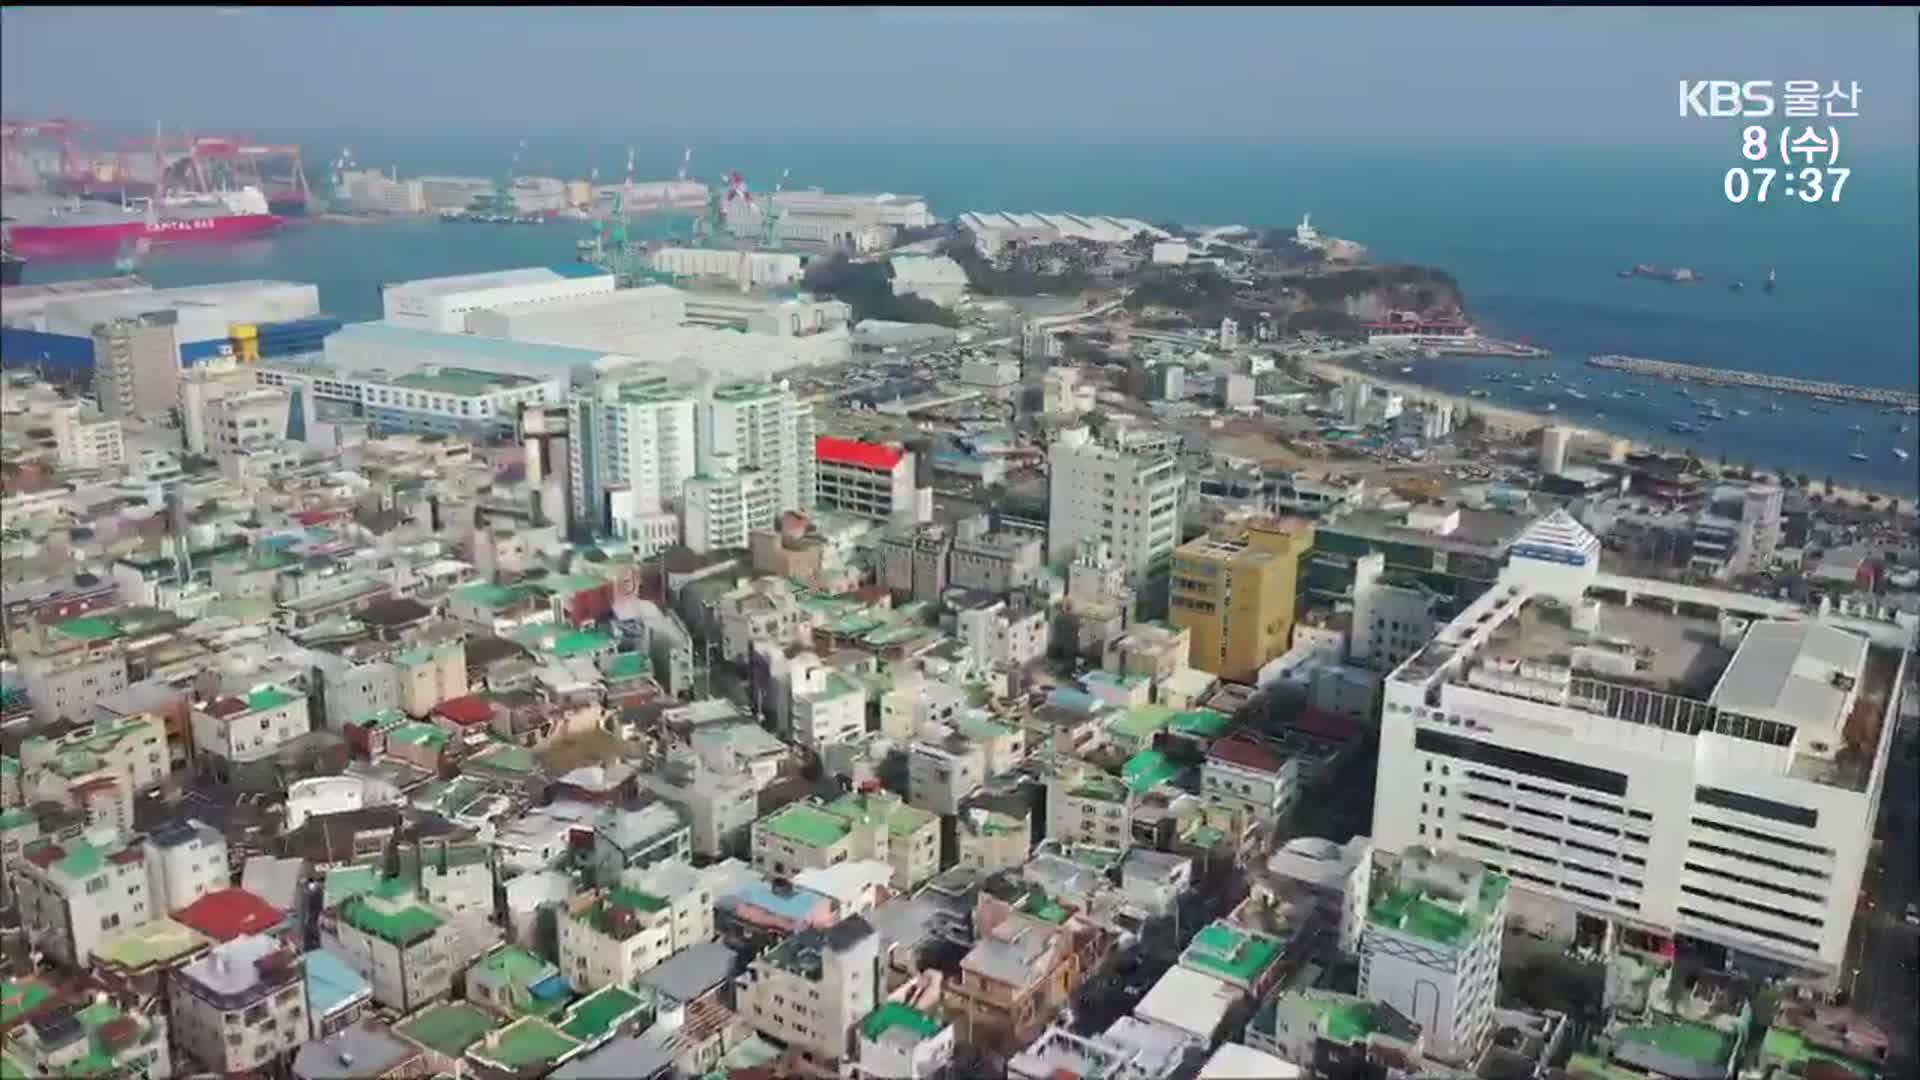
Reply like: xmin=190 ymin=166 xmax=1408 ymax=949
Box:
xmin=1296 ymin=356 xmax=1914 ymax=507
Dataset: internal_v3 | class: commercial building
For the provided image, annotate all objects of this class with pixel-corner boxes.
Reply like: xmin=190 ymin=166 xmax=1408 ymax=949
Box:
xmin=1351 ymin=550 xmax=1444 ymax=672
xmin=8 ymin=278 xmax=323 ymax=375
xmin=1304 ymin=505 xmax=1528 ymax=612
xmin=1358 ymin=848 xmax=1508 ymax=1065
xmin=1171 ymin=518 xmax=1316 ymax=683
xmin=178 ymin=357 xmax=263 ymax=454
xmin=380 ymin=266 xmax=616 ymax=333
xmin=949 ymin=516 xmax=1045 ymax=595
xmin=737 ymin=915 xmax=879 ymax=1074
xmin=1047 ymin=431 xmax=1185 ymax=591
xmin=46 ymin=401 xmax=124 ymax=470
xmin=647 ymin=247 xmax=803 ymax=289
xmin=205 ymin=387 xmax=290 ymax=463
xmin=815 ymin=436 xmax=920 ymax=524
xmin=255 ymin=357 xmax=560 ymax=441
xmin=1688 ymin=483 xmax=1785 ymax=580
xmin=1375 ymin=509 xmax=1915 ymax=985
xmin=957 ymin=211 xmax=1167 ymax=258
xmin=168 ymin=933 xmax=310 ymax=1072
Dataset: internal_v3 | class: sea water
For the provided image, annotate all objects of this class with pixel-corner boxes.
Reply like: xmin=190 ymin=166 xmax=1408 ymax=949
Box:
xmin=21 ymin=133 xmax=1919 ymax=493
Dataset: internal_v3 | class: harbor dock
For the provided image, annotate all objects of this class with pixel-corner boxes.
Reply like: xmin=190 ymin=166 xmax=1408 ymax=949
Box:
xmin=1588 ymin=354 xmax=1920 ymax=410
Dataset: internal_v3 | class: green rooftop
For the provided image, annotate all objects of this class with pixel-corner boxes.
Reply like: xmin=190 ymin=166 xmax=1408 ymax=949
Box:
xmin=0 ymin=978 xmax=52 ymax=1026
xmin=1021 ymin=892 xmax=1071 ymax=925
xmin=472 ymin=1017 xmax=581 ymax=1069
xmin=339 ymin=896 xmax=442 ymax=945
xmin=473 ymin=946 xmax=553 ymax=988
xmin=387 ymin=722 xmax=450 ymax=749
xmin=762 ymin=803 xmax=853 ymax=849
xmin=861 ymin=1002 xmax=943 ymax=1042
xmin=395 ymin=1001 xmax=499 ymax=1058
xmin=457 ymin=582 xmax=530 ymax=609
xmin=559 ymin=985 xmax=645 ymax=1042
xmin=1618 ymin=1021 xmax=1734 ymax=1068
xmin=469 ymin=742 xmax=539 ymax=775
xmin=1369 ymin=868 xmax=1508 ymax=949
xmin=53 ymin=616 xmax=122 ymax=642
xmin=1169 ymin=709 xmax=1231 ymax=738
xmin=1761 ymin=1027 xmax=1878 ymax=1078
xmin=247 ymin=686 xmax=299 ymax=712
xmin=323 ymin=865 xmax=381 ymax=910
xmin=826 ymin=794 xmax=935 ymax=838
xmin=1107 ymin=704 xmax=1176 ymax=741
xmin=0 ymin=808 xmax=29 ymax=832
xmin=1274 ymin=992 xmax=1382 ymax=1046
xmin=604 ymin=652 xmax=650 ymax=680
xmin=1182 ymin=921 xmax=1283 ymax=986
xmin=1122 ymin=749 xmax=1180 ymax=794
xmin=1065 ymin=771 xmax=1129 ymax=803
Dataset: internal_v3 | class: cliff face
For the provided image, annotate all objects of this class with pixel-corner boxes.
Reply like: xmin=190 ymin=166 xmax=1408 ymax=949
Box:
xmin=1123 ymin=262 xmax=1468 ymax=336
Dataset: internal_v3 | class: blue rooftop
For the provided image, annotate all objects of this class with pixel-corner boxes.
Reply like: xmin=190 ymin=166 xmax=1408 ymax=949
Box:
xmin=547 ymin=262 xmax=611 ymax=279
xmin=724 ymin=881 xmax=832 ymax=922
xmin=305 ymin=948 xmax=372 ymax=1016
xmin=531 ymin=972 xmax=573 ymax=1001
xmin=329 ymin=321 xmax=617 ymax=371
xmin=1049 ymin=687 xmax=1098 ymax=714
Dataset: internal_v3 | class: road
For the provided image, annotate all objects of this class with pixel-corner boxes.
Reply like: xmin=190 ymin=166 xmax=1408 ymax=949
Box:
xmin=1847 ymin=704 xmax=1919 ymax=1074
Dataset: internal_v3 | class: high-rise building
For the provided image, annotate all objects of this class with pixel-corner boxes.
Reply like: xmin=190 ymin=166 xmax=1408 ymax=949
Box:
xmin=1047 ymin=430 xmax=1184 ymax=591
xmin=1169 ymin=517 xmax=1315 ymax=682
xmin=567 ymin=365 xmax=697 ymax=538
xmin=1375 ymin=509 xmax=1914 ymax=987
xmin=701 ymin=379 xmax=815 ymax=515
xmin=92 ymin=311 xmax=181 ymax=421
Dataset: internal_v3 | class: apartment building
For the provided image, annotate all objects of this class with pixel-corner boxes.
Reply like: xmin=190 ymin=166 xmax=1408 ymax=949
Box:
xmin=956 ymin=598 xmax=1048 ymax=670
xmin=168 ymin=932 xmax=310 ymax=1072
xmin=1358 ymin=848 xmax=1508 ymax=1066
xmin=557 ymin=884 xmax=703 ymax=991
xmin=702 ymin=379 xmax=816 ymax=522
xmin=322 ymin=881 xmax=455 ymax=1012
xmin=1046 ymin=430 xmax=1185 ymax=590
xmin=1375 ymin=509 xmax=1914 ymax=987
xmin=1202 ymin=734 xmax=1301 ymax=822
xmin=588 ymin=803 xmax=693 ymax=886
xmin=1169 ymin=517 xmax=1315 ymax=683
xmin=738 ymin=915 xmax=879 ymax=1075
xmin=567 ymin=366 xmax=698 ymax=535
xmin=946 ymin=910 xmax=1105 ymax=1061
xmin=1046 ymin=766 xmax=1132 ymax=849
xmin=790 ymin=654 xmax=866 ymax=751
xmin=143 ymin=819 xmax=232 ymax=912
xmin=190 ymin=684 xmax=310 ymax=782
xmin=16 ymin=826 xmax=154 ymax=966
xmin=92 ymin=311 xmax=180 ymax=420
xmin=752 ymin=793 xmax=939 ymax=893
xmin=949 ymin=515 xmax=1044 ymax=595
xmin=638 ymin=751 xmax=758 ymax=858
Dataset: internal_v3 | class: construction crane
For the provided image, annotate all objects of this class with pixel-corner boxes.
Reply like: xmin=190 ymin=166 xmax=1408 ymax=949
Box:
xmin=1 ymin=117 xmax=90 ymax=191
xmin=762 ymin=168 xmax=790 ymax=250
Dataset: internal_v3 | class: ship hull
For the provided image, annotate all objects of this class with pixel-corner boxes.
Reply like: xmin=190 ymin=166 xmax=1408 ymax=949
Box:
xmin=267 ymin=191 xmax=309 ymax=216
xmin=1 ymin=254 xmax=23 ymax=287
xmin=8 ymin=213 xmax=284 ymax=258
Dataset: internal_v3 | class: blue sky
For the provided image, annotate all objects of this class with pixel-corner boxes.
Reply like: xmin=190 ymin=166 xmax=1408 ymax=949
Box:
xmin=3 ymin=7 xmax=1915 ymax=145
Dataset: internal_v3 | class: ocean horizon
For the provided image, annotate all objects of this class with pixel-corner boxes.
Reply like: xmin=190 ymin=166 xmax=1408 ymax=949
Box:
xmin=17 ymin=133 xmax=1920 ymax=493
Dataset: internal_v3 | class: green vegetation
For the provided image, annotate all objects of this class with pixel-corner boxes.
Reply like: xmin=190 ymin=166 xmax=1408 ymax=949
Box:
xmin=802 ymin=255 xmax=959 ymax=326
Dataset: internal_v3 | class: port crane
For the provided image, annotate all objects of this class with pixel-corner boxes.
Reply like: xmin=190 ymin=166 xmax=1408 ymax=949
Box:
xmin=0 ymin=117 xmax=89 ymax=191
xmin=762 ymin=168 xmax=790 ymax=250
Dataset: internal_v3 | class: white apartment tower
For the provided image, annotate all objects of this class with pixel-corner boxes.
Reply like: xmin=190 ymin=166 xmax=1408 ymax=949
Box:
xmin=1375 ymin=509 xmax=1913 ymax=987
xmin=1358 ymin=847 xmax=1507 ymax=1065
xmin=567 ymin=365 xmax=698 ymax=538
xmin=1047 ymin=429 xmax=1184 ymax=590
xmin=700 ymin=378 xmax=816 ymax=516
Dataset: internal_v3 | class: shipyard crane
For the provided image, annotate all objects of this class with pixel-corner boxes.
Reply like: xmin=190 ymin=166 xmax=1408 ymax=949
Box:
xmin=762 ymin=168 xmax=790 ymax=250
xmin=1 ymin=117 xmax=90 ymax=191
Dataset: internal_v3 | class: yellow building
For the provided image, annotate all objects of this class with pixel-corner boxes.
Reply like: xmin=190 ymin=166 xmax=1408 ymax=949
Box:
xmin=1169 ymin=518 xmax=1315 ymax=682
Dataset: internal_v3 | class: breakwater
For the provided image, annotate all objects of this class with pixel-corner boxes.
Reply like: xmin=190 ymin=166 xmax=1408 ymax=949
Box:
xmin=1588 ymin=354 xmax=1920 ymax=410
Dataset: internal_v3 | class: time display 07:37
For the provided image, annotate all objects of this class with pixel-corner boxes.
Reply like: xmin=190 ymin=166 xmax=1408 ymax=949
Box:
xmin=1725 ymin=165 xmax=1848 ymax=203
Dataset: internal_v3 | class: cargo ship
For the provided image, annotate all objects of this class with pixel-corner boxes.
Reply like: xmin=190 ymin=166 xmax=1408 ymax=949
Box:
xmin=4 ymin=187 xmax=282 ymax=259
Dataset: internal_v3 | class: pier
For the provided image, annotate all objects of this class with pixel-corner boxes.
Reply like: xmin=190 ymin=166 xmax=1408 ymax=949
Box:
xmin=1587 ymin=354 xmax=1920 ymax=410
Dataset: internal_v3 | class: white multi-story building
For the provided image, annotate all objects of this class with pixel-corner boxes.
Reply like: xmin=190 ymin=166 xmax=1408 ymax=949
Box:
xmin=1202 ymin=734 xmax=1301 ymax=821
xmin=681 ymin=462 xmax=775 ymax=554
xmin=144 ymin=819 xmax=231 ymax=913
xmin=1352 ymin=551 xmax=1443 ymax=671
xmin=47 ymin=401 xmax=125 ymax=470
xmin=738 ymin=915 xmax=879 ymax=1075
xmin=380 ymin=267 xmax=617 ymax=333
xmin=1375 ymin=509 xmax=1915 ymax=987
xmin=205 ymin=388 xmax=289 ymax=463
xmin=1041 ymin=367 xmax=1095 ymax=415
xmin=956 ymin=600 xmax=1048 ymax=670
xmin=168 ymin=933 xmax=310 ymax=1073
xmin=908 ymin=734 xmax=987 ymax=817
xmin=1358 ymin=847 xmax=1507 ymax=1066
xmin=703 ymin=379 xmax=815 ymax=518
xmin=790 ymin=654 xmax=866 ymax=751
xmin=557 ymin=878 xmax=709 ymax=992
xmin=190 ymin=685 xmax=309 ymax=779
xmin=323 ymin=884 xmax=455 ymax=1012
xmin=815 ymin=436 xmax=919 ymax=524
xmin=16 ymin=826 xmax=154 ymax=966
xmin=1047 ymin=430 xmax=1184 ymax=590
xmin=1046 ymin=766 xmax=1132 ymax=849
xmin=568 ymin=366 xmax=698 ymax=536
xmin=638 ymin=752 xmax=758 ymax=858
xmin=178 ymin=357 xmax=263 ymax=455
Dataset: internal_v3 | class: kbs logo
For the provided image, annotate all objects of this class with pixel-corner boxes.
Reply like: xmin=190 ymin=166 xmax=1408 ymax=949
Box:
xmin=1680 ymin=80 xmax=1775 ymax=118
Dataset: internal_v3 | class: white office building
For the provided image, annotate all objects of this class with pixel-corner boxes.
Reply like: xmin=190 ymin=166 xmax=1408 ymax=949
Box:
xmin=1047 ymin=429 xmax=1185 ymax=590
xmin=1375 ymin=509 xmax=1914 ymax=986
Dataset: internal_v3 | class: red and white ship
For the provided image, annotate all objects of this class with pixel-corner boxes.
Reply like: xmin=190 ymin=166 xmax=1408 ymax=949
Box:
xmin=4 ymin=185 xmax=283 ymax=259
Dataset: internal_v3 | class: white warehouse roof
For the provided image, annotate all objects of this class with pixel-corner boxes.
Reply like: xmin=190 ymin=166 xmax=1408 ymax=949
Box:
xmin=384 ymin=266 xmax=604 ymax=297
xmin=1710 ymin=619 xmax=1869 ymax=734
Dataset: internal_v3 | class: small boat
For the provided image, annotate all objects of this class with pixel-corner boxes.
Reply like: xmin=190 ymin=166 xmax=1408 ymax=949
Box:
xmin=1609 ymin=391 xmax=1624 ymax=400
xmin=1730 ymin=280 xmax=1744 ymax=291
xmin=1566 ymin=389 xmax=1588 ymax=400
xmin=1468 ymin=389 xmax=1490 ymax=398
xmin=1767 ymin=400 xmax=1782 ymax=412
xmin=1623 ymin=389 xmax=1645 ymax=398
xmin=1733 ymin=408 xmax=1751 ymax=416
xmin=1811 ymin=404 xmax=1831 ymax=414
xmin=1669 ymin=420 xmax=1696 ymax=433
xmin=1546 ymin=402 xmax=1558 ymax=412
xmin=1848 ymin=432 xmax=1868 ymax=461
xmin=1764 ymin=268 xmax=1776 ymax=293
xmin=1399 ymin=366 xmax=1414 ymax=374
xmin=1674 ymin=388 xmax=1690 ymax=396
xmin=1849 ymin=424 xmax=1865 ymax=433
xmin=1895 ymin=448 xmax=1911 ymax=461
